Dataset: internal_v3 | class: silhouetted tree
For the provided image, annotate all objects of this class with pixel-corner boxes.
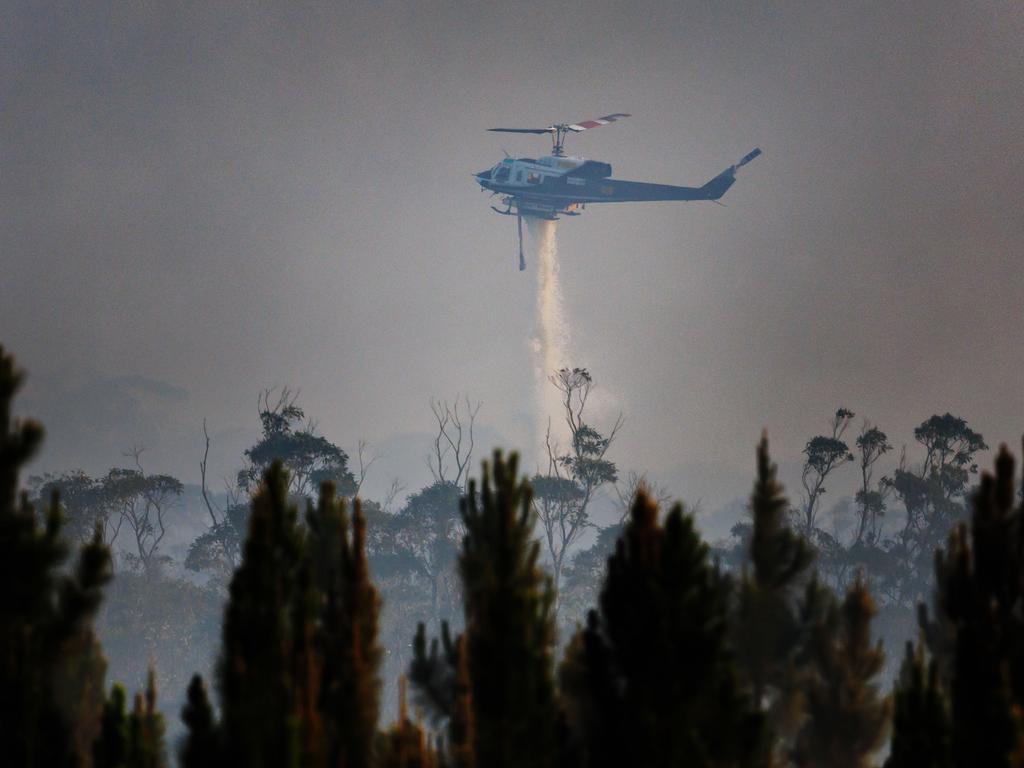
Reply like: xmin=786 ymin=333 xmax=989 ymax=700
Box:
xmin=792 ymin=575 xmax=890 ymax=768
xmin=237 ymin=388 xmax=357 ymax=500
xmin=411 ymin=452 xmax=557 ymax=768
xmin=390 ymin=480 xmax=463 ymax=623
xmin=853 ymin=423 xmax=892 ymax=547
xmin=918 ymin=444 xmax=1024 ymax=767
xmin=379 ymin=677 xmax=438 ymax=768
xmin=888 ymin=414 xmax=987 ymax=605
xmin=0 ymin=345 xmax=114 ymax=767
xmin=797 ymin=408 xmax=855 ymax=537
xmin=215 ymin=460 xmax=303 ymax=767
xmin=184 ymin=463 xmax=382 ymax=768
xmin=734 ymin=435 xmax=814 ymax=750
xmin=884 ymin=642 xmax=951 ymax=768
xmin=534 ymin=369 xmax=621 ymax=605
xmin=308 ymin=486 xmax=382 ymax=768
xmin=564 ymin=489 xmax=768 ymax=768
xmin=179 ymin=675 xmax=219 ymax=768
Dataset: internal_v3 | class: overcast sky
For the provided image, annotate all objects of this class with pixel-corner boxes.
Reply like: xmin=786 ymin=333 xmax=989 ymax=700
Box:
xmin=3 ymin=0 xmax=1022 ymax=520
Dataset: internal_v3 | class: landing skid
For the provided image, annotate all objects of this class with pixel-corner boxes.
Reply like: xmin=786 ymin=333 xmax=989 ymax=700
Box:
xmin=490 ymin=198 xmax=571 ymax=271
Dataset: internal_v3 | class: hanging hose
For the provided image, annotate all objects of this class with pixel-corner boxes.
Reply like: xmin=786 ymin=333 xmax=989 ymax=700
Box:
xmin=517 ymin=213 xmax=525 ymax=271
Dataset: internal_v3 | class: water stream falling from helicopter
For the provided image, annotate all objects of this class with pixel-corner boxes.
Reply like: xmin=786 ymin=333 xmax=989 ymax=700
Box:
xmin=528 ymin=218 xmax=571 ymax=455
xmin=477 ymin=114 xmax=761 ymax=460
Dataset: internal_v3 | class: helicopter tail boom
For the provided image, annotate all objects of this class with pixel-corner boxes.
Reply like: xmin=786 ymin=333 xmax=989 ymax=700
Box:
xmin=699 ymin=147 xmax=762 ymax=200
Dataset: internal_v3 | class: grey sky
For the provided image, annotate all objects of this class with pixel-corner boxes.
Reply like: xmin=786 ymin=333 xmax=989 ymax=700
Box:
xmin=3 ymin=0 xmax=1023 ymax=517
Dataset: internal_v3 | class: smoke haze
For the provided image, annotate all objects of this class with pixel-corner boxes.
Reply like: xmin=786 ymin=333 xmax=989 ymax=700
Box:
xmin=3 ymin=0 xmax=1023 ymax=509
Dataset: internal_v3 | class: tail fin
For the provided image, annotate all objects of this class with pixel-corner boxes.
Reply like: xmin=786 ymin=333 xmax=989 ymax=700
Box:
xmin=700 ymin=147 xmax=762 ymax=200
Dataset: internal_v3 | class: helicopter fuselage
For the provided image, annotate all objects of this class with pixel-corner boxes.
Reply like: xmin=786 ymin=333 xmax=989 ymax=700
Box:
xmin=474 ymin=151 xmax=755 ymax=220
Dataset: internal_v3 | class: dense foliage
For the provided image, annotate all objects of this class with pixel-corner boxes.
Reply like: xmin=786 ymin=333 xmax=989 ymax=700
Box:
xmin=3 ymin=343 xmax=1022 ymax=768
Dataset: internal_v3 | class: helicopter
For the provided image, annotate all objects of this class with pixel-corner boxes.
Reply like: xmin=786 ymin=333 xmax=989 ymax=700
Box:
xmin=474 ymin=113 xmax=761 ymax=270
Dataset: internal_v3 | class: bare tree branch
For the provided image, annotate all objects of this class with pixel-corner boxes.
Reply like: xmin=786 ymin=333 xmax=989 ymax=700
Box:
xmin=200 ymin=418 xmax=221 ymax=526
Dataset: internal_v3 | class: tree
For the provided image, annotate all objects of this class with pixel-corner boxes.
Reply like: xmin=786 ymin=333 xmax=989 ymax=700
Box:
xmin=236 ymin=388 xmax=357 ymax=500
xmin=853 ymin=423 xmax=892 ymax=547
xmin=0 ymin=345 xmax=114 ymax=767
xmin=797 ymin=408 xmax=855 ymax=537
xmin=917 ymin=444 xmax=1024 ymax=767
xmin=179 ymin=676 xmax=219 ymax=768
xmin=427 ymin=396 xmax=481 ymax=490
xmin=390 ymin=480 xmax=463 ymax=623
xmin=891 ymin=415 xmax=987 ymax=568
xmin=94 ymin=670 xmax=167 ymax=768
xmin=410 ymin=451 xmax=558 ymax=768
xmin=102 ymin=451 xmax=184 ymax=571
xmin=215 ymin=461 xmax=303 ymax=768
xmin=307 ymin=487 xmax=383 ymax=768
xmin=32 ymin=459 xmax=184 ymax=572
xmin=534 ymin=368 xmax=621 ymax=604
xmin=185 ymin=463 xmax=383 ymax=768
xmin=734 ymin=435 xmax=814 ymax=751
xmin=562 ymin=489 xmax=768 ymax=768
xmin=884 ymin=642 xmax=951 ymax=768
xmin=186 ymin=419 xmax=248 ymax=581
xmin=378 ymin=677 xmax=440 ymax=768
xmin=792 ymin=575 xmax=891 ymax=768
xmin=184 ymin=501 xmax=248 ymax=582
xmin=29 ymin=469 xmax=112 ymax=544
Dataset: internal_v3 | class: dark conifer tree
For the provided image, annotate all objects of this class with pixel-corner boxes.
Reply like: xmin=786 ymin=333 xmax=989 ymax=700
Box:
xmin=918 ymin=444 xmax=1024 ymax=767
xmin=94 ymin=671 xmax=166 ymax=768
xmin=447 ymin=634 xmax=475 ymax=768
xmin=379 ymin=677 xmax=437 ymax=768
xmin=565 ymin=489 xmax=768 ymax=768
xmin=411 ymin=452 xmax=557 ymax=768
xmin=185 ymin=464 xmax=383 ymax=768
xmin=0 ymin=346 xmax=113 ymax=767
xmin=884 ymin=642 xmax=952 ymax=768
xmin=94 ymin=685 xmax=130 ymax=768
xmin=308 ymin=487 xmax=382 ymax=768
xmin=408 ymin=620 xmax=460 ymax=724
xmin=734 ymin=435 xmax=814 ymax=746
xmin=459 ymin=450 xmax=557 ymax=768
xmin=179 ymin=675 xmax=219 ymax=768
xmin=217 ymin=460 xmax=303 ymax=768
xmin=792 ymin=575 xmax=890 ymax=768
xmin=127 ymin=670 xmax=166 ymax=768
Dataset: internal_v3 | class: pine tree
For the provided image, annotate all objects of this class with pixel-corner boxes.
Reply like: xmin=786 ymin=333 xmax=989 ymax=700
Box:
xmin=792 ymin=575 xmax=890 ymax=768
xmin=308 ymin=487 xmax=382 ymax=768
xmin=918 ymin=444 xmax=1024 ymax=767
xmin=379 ymin=677 xmax=437 ymax=768
xmin=0 ymin=345 xmax=113 ymax=767
xmin=179 ymin=675 xmax=219 ymax=768
xmin=94 ymin=670 xmax=167 ymax=768
xmin=216 ymin=460 xmax=303 ymax=768
xmin=459 ymin=450 xmax=558 ymax=768
xmin=734 ymin=435 xmax=814 ymax=746
xmin=185 ymin=465 xmax=383 ymax=767
xmin=447 ymin=634 xmax=475 ymax=768
xmin=126 ymin=669 xmax=166 ymax=768
xmin=411 ymin=452 xmax=557 ymax=768
xmin=94 ymin=685 xmax=130 ymax=768
xmin=565 ymin=489 xmax=768 ymax=768
xmin=884 ymin=642 xmax=952 ymax=768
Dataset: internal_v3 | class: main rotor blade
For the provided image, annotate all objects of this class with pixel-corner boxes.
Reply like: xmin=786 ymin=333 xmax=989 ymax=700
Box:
xmin=487 ymin=127 xmax=554 ymax=134
xmin=566 ymin=113 xmax=631 ymax=132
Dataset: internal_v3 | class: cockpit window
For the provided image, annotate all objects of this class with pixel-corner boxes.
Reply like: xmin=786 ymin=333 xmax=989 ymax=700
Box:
xmin=495 ymin=166 xmax=510 ymax=182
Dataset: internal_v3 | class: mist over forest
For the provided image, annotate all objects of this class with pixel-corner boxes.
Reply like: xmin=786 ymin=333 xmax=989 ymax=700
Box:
xmin=3 ymin=1 xmax=1023 ymax=766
